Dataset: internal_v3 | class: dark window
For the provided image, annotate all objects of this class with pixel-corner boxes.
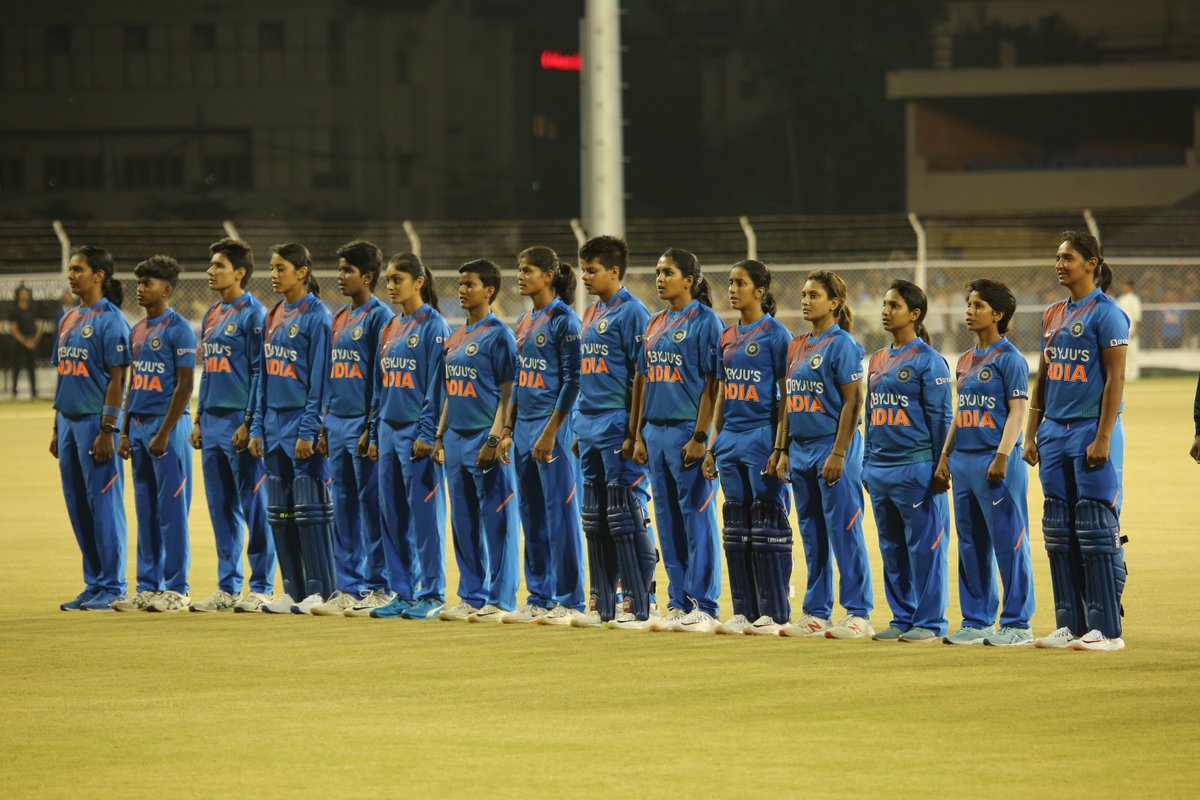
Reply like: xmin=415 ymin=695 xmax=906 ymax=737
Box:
xmin=121 ymin=156 xmax=184 ymax=189
xmin=394 ymin=50 xmax=409 ymax=84
xmin=260 ymin=22 xmax=284 ymax=50
xmin=328 ymin=21 xmax=345 ymax=83
xmin=123 ymin=25 xmax=148 ymax=53
xmin=191 ymin=24 xmax=216 ymax=51
xmin=395 ymin=154 xmax=413 ymax=187
xmin=44 ymin=157 xmax=103 ymax=190
xmin=46 ymin=25 xmax=71 ymax=54
xmin=0 ymin=158 xmax=23 ymax=191
xmin=203 ymin=155 xmax=252 ymax=189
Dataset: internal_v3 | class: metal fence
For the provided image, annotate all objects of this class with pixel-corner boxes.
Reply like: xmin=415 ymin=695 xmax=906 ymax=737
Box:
xmin=2 ymin=211 xmax=1198 ymax=394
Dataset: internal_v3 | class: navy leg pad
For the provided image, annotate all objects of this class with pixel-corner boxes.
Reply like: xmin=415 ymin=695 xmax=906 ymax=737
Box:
xmin=750 ymin=501 xmax=792 ymax=625
xmin=582 ymin=481 xmax=619 ymax=621
xmin=607 ymin=483 xmax=658 ymax=621
xmin=294 ymin=475 xmax=337 ymax=599
xmin=721 ymin=501 xmax=757 ymax=620
xmin=1042 ymin=497 xmax=1085 ymax=634
xmin=266 ymin=475 xmax=303 ymax=600
xmin=1076 ymin=498 xmax=1125 ymax=638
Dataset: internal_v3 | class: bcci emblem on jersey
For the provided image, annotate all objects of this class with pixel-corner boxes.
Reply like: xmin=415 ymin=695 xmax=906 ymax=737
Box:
xmin=1070 ymin=320 xmax=1085 ymax=337
xmin=597 ymin=319 xmax=609 ymax=334
xmin=745 ymin=342 xmax=760 ymax=356
xmin=535 ymin=331 xmax=548 ymax=347
xmin=672 ymin=329 xmax=687 ymax=343
xmin=81 ymin=325 xmax=93 ymax=339
xmin=287 ymin=323 xmax=300 ymax=338
xmin=809 ymin=353 xmax=823 ymax=369
xmin=351 ymin=325 xmax=364 ymax=341
xmin=149 ymin=336 xmax=163 ymax=351
xmin=465 ymin=342 xmax=479 ymax=356
xmin=978 ymin=366 xmax=993 ymax=383
xmin=897 ymin=366 xmax=912 ymax=382
xmin=224 ymin=322 xmax=237 ymax=335
xmin=406 ymin=333 xmax=420 ymax=348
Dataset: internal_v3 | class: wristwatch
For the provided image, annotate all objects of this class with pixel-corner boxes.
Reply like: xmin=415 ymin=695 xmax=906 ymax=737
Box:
xmin=485 ymin=434 xmax=500 ymax=448
xmin=100 ymin=422 xmax=119 ymax=435
xmin=691 ymin=430 xmax=708 ymax=444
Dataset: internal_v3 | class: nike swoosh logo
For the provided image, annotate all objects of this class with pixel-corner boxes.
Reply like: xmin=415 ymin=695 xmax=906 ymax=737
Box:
xmin=482 ymin=467 xmax=495 ymax=474
xmin=992 ymin=498 xmax=1004 ymax=505
xmin=912 ymin=501 xmax=923 ymax=508
xmin=546 ymin=456 xmax=558 ymax=463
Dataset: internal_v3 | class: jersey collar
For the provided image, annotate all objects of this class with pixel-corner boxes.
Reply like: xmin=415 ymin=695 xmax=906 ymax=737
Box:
xmin=1067 ymin=287 xmax=1102 ymax=310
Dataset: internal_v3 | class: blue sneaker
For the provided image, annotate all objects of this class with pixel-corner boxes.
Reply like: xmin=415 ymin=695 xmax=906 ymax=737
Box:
xmin=401 ymin=598 xmax=445 ymax=619
xmin=872 ymin=625 xmax=906 ymax=641
xmin=61 ymin=588 xmax=97 ymax=611
xmin=943 ymin=624 xmax=995 ymax=645
xmin=898 ymin=626 xmax=940 ymax=643
xmin=983 ymin=625 xmax=1034 ymax=647
xmin=80 ymin=591 xmax=124 ymax=611
xmin=370 ymin=597 xmax=415 ymax=618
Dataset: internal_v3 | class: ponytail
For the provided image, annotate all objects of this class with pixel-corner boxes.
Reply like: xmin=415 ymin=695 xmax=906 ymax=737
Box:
xmin=421 ymin=265 xmax=440 ymax=311
xmin=761 ymin=290 xmax=777 ymax=317
xmin=103 ymin=275 xmax=124 ymax=307
xmin=553 ymin=261 xmax=577 ymax=306
xmin=1096 ymin=258 xmax=1113 ymax=293
xmin=914 ymin=317 xmax=931 ymax=344
xmin=693 ymin=276 xmax=713 ymax=307
xmin=805 ymin=269 xmax=854 ymax=332
xmin=306 ymin=273 xmax=321 ymax=297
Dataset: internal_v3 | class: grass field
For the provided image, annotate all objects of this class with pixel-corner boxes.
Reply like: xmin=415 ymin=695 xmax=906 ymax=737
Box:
xmin=2 ymin=377 xmax=1198 ymax=799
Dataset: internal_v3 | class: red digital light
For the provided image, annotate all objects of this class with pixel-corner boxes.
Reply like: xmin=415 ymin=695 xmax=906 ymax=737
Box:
xmin=540 ymin=50 xmax=582 ymax=72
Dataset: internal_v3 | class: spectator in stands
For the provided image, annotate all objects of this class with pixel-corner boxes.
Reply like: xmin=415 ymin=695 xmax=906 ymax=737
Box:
xmin=9 ymin=286 xmax=42 ymax=400
xmin=1115 ymin=280 xmax=1143 ymax=381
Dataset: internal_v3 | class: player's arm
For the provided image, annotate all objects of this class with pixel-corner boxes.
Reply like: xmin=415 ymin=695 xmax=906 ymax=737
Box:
xmin=1086 ymin=345 xmax=1126 ymax=468
xmin=1023 ymin=354 xmax=1048 ymax=467
xmin=534 ymin=317 xmax=581 ymax=462
xmin=769 ymin=377 xmax=790 ymax=481
xmin=702 ymin=382 xmax=726 ymax=479
xmin=986 ymin=396 xmax=1028 ymax=481
xmin=151 ymin=366 xmax=194 ymax=457
xmin=431 ymin=397 xmax=449 ymax=465
xmin=95 ymin=365 xmax=126 ymax=463
xmin=823 ymin=377 xmax=864 ymax=484
xmin=479 ymin=381 xmax=514 ymax=468
xmin=296 ymin=319 xmax=331 ymax=460
xmin=1190 ymin=373 xmax=1200 ymax=463
xmin=683 ymin=373 xmax=719 ymax=468
xmin=237 ymin=310 xmax=264 ymax=451
xmin=413 ymin=325 xmax=447 ymax=461
xmin=925 ymin=363 xmax=953 ymax=469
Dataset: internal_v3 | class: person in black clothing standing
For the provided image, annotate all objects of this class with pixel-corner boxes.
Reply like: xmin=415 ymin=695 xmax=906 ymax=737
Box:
xmin=9 ymin=286 xmax=42 ymax=399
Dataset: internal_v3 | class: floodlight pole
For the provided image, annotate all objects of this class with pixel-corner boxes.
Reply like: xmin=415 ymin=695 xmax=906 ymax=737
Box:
xmin=907 ymin=211 xmax=927 ymax=288
xmin=222 ymin=220 xmax=240 ymax=241
xmin=581 ymin=0 xmax=625 ymax=240
xmin=1083 ymin=208 xmax=1100 ymax=240
xmin=52 ymin=220 xmax=70 ymax=279
xmin=403 ymin=220 xmax=422 ymax=259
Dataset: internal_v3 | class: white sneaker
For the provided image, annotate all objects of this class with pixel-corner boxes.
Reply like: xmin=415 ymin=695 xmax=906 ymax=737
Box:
xmin=746 ymin=615 xmax=785 ymax=636
xmin=468 ymin=604 xmax=506 ymax=623
xmin=538 ymin=605 xmax=582 ymax=626
xmin=716 ymin=614 xmax=753 ymax=635
xmin=675 ymin=608 xmax=718 ymax=634
xmin=113 ymin=590 xmax=160 ymax=612
xmin=147 ymin=591 xmax=190 ymax=612
xmin=344 ymin=588 xmax=395 ymax=617
xmin=234 ymin=592 xmax=272 ymax=613
xmin=781 ymin=614 xmax=831 ymax=637
xmin=438 ymin=600 xmax=479 ymax=621
xmin=501 ymin=603 xmax=548 ymax=624
xmin=825 ymin=614 xmax=875 ymax=640
xmin=189 ymin=589 xmax=238 ymax=612
xmin=290 ymin=593 xmax=324 ymax=615
xmin=1034 ymin=626 xmax=1079 ymax=650
xmin=1069 ymin=629 xmax=1126 ymax=652
xmin=261 ymin=594 xmax=296 ymax=614
xmin=570 ymin=610 xmax=604 ymax=628
xmin=311 ymin=590 xmax=359 ymax=616
xmin=649 ymin=607 xmax=687 ymax=633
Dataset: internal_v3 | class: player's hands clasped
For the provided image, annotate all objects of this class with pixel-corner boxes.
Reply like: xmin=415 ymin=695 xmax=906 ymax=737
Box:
xmin=1022 ymin=439 xmax=1039 ymax=467
xmin=189 ymin=424 xmax=202 ymax=450
xmin=248 ymin=437 xmax=264 ymax=458
xmin=932 ymin=455 xmax=951 ymax=493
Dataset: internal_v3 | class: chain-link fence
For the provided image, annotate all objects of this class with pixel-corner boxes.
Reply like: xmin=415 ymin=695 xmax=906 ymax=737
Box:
xmin=2 ymin=211 xmax=1197 ymax=396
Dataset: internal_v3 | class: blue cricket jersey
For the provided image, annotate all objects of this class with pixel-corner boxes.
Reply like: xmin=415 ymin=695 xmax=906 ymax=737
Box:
xmin=252 ymin=292 xmax=331 ymax=443
xmin=1040 ymin=288 xmax=1129 ymax=421
xmin=443 ymin=312 xmax=517 ymax=434
xmin=514 ymin=297 xmax=581 ymax=421
xmin=328 ymin=296 xmax=394 ymax=419
xmin=127 ymin=308 xmax=197 ymax=416
xmin=718 ymin=314 xmax=792 ymax=433
xmin=579 ymin=287 xmax=650 ymax=414
xmin=865 ymin=338 xmax=953 ymax=466
xmin=785 ymin=325 xmax=866 ymax=441
xmin=954 ymin=337 xmax=1028 ymax=453
xmin=638 ymin=300 xmax=723 ymax=423
xmin=52 ymin=298 xmax=132 ymax=417
xmin=373 ymin=303 xmax=450 ymax=444
xmin=198 ymin=292 xmax=265 ymax=416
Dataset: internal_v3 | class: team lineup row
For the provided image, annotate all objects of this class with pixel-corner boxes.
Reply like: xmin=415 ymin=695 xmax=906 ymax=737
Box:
xmin=50 ymin=230 xmax=1130 ymax=651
